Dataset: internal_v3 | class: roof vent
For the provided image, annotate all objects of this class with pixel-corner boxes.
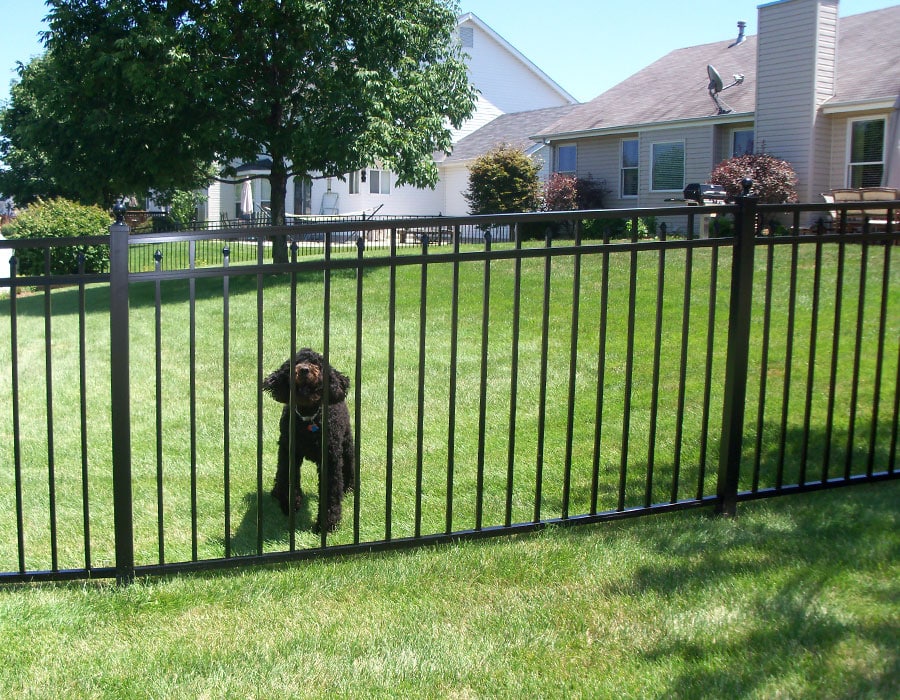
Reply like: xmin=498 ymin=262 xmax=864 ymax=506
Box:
xmin=729 ymin=21 xmax=747 ymax=48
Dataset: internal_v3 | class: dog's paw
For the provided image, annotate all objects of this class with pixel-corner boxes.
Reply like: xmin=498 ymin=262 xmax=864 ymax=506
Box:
xmin=312 ymin=519 xmax=339 ymax=535
xmin=271 ymin=486 xmax=303 ymax=515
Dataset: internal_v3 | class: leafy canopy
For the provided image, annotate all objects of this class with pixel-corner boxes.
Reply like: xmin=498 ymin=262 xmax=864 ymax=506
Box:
xmin=0 ymin=0 xmax=477 ymax=221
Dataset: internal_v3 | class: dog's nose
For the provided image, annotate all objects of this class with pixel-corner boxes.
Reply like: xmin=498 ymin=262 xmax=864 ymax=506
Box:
xmin=297 ymin=365 xmax=309 ymax=376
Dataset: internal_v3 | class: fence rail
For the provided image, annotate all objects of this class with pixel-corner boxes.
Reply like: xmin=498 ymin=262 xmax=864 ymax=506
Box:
xmin=1 ymin=196 xmax=897 ymax=584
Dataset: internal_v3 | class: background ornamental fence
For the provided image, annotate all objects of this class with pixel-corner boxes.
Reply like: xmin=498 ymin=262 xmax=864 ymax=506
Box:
xmin=0 ymin=194 xmax=897 ymax=584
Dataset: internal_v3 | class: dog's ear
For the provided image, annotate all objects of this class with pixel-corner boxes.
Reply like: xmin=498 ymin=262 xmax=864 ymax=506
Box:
xmin=329 ymin=366 xmax=350 ymax=403
xmin=262 ymin=360 xmax=292 ymax=404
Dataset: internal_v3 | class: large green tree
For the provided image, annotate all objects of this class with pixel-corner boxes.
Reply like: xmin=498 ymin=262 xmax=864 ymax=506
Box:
xmin=1 ymin=0 xmax=476 ymax=260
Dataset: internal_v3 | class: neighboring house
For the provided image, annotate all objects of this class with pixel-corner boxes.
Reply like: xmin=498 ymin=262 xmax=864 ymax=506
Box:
xmin=533 ymin=0 xmax=900 ymax=217
xmin=438 ymin=103 xmax=581 ymax=214
xmin=201 ymin=12 xmax=577 ymax=223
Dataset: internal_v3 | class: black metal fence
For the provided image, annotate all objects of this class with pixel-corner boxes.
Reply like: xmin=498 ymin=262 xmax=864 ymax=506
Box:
xmin=1 ymin=195 xmax=897 ymax=584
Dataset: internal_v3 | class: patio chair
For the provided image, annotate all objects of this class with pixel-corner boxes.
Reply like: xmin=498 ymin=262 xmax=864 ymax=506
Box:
xmin=859 ymin=187 xmax=899 ymax=229
xmin=830 ymin=188 xmax=864 ymax=230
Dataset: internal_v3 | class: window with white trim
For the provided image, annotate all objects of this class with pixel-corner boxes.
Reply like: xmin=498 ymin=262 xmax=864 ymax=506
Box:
xmin=848 ymin=118 xmax=885 ymax=187
xmin=620 ymin=139 xmax=639 ymax=197
xmin=650 ymin=141 xmax=684 ymax=191
xmin=348 ymin=171 xmax=359 ymax=194
xmin=556 ymin=144 xmax=576 ymax=174
xmin=369 ymin=169 xmax=391 ymax=194
xmin=732 ymin=129 xmax=754 ymax=157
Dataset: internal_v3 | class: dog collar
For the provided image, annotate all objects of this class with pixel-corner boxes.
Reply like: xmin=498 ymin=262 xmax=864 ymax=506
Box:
xmin=295 ymin=405 xmax=322 ymax=429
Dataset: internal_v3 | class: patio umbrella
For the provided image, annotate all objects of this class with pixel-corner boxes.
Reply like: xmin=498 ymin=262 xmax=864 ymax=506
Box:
xmin=241 ymin=179 xmax=254 ymax=217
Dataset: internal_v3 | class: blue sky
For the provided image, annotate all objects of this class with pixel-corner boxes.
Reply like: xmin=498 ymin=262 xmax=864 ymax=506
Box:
xmin=1 ymin=0 xmax=897 ymax=107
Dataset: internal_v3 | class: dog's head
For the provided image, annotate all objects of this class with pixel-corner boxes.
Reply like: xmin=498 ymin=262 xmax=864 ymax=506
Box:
xmin=262 ymin=348 xmax=349 ymax=410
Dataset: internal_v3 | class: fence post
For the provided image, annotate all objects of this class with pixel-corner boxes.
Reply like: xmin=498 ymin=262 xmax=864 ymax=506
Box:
xmin=109 ymin=201 xmax=135 ymax=583
xmin=716 ymin=179 xmax=757 ymax=516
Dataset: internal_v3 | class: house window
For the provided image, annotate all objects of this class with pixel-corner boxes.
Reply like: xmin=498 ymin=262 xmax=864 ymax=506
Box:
xmin=650 ymin=141 xmax=684 ymax=191
xmin=369 ymin=169 xmax=391 ymax=195
xmin=557 ymin=145 xmax=576 ymax=174
xmin=620 ymin=139 xmax=639 ymax=197
xmin=732 ymin=129 xmax=754 ymax=157
xmin=848 ymin=118 xmax=885 ymax=187
xmin=348 ymin=170 xmax=360 ymax=195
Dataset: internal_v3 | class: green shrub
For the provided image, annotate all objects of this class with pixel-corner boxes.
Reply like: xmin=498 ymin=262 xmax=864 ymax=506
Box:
xmin=709 ymin=151 xmax=798 ymax=203
xmin=4 ymin=197 xmax=111 ymax=275
xmin=465 ymin=143 xmax=542 ymax=215
xmin=583 ymin=216 xmax=656 ymax=240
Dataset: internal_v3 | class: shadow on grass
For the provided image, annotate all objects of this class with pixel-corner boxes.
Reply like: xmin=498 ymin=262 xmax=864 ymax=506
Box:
xmin=600 ymin=481 xmax=899 ymax=697
xmin=226 ymin=489 xmax=318 ymax=557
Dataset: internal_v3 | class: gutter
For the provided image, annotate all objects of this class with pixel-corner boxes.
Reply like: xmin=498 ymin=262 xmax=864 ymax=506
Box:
xmin=532 ymin=111 xmax=755 ymax=143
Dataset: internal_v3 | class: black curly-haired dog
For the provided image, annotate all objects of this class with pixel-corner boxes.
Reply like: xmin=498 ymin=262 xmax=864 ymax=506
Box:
xmin=262 ymin=348 xmax=355 ymax=533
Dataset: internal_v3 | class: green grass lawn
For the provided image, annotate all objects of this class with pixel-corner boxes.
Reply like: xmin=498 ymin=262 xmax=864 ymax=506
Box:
xmin=0 ymin=481 xmax=896 ymax=698
xmin=0 ymin=240 xmax=897 ymax=576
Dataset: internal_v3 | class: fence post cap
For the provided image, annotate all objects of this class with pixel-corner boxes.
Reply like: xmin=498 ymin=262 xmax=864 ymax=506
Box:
xmin=113 ymin=199 xmax=127 ymax=225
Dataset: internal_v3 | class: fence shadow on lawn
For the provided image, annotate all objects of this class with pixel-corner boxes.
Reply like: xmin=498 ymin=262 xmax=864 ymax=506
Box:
xmin=621 ymin=481 xmax=899 ymax=698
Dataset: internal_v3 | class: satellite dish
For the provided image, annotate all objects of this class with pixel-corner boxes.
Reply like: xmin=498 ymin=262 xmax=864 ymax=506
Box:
xmin=707 ymin=64 xmax=725 ymax=93
xmin=707 ymin=64 xmax=745 ymax=115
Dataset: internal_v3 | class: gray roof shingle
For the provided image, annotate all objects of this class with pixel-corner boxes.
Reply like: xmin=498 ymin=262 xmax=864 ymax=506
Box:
xmin=537 ymin=5 xmax=900 ymax=139
xmin=444 ymin=104 xmax=580 ymax=164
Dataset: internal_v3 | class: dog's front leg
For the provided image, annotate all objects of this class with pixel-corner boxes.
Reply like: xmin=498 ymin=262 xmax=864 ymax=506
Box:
xmin=272 ymin=411 xmax=304 ymax=514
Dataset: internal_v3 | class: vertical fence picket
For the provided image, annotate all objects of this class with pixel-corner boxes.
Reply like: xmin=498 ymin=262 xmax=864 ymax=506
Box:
xmin=445 ymin=228 xmax=461 ymax=534
xmin=42 ymin=247 xmax=58 ymax=571
xmin=775 ymin=237 xmax=800 ymax=489
xmin=153 ymin=250 xmax=165 ymax=564
xmin=223 ymin=246 xmax=232 ymax=558
xmin=753 ymin=240 xmax=775 ymax=493
xmin=189 ymin=240 xmax=198 ymax=561
xmin=672 ymin=223 xmax=691 ymax=503
xmin=845 ymin=234 xmax=869 ymax=479
xmin=505 ymin=224 xmax=523 ymax=527
xmin=415 ymin=236 xmax=429 ymax=537
xmin=562 ymin=221 xmax=582 ymax=519
xmin=534 ymin=230 xmax=553 ymax=523
xmin=867 ymin=243 xmax=891 ymax=477
xmin=353 ymin=236 xmax=365 ymax=544
xmin=645 ymin=223 xmax=665 ymax=508
xmin=590 ymin=229 xmax=611 ymax=514
xmin=475 ymin=232 xmax=492 ymax=531
xmin=618 ymin=218 xmax=640 ymax=512
xmin=822 ymin=234 xmax=847 ymax=482
xmin=800 ymin=227 xmax=825 ymax=483
xmin=77 ymin=252 xmax=92 ymax=570
xmin=9 ymin=254 xmax=26 ymax=573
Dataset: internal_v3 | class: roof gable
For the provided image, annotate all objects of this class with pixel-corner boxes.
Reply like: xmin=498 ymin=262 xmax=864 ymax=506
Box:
xmin=537 ymin=4 xmax=900 ymax=139
xmin=538 ymin=37 xmax=756 ymax=138
xmin=457 ymin=12 xmax=577 ymax=107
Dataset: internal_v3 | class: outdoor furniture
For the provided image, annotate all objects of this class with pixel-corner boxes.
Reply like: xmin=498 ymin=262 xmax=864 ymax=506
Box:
xmin=823 ymin=187 xmax=899 ymax=231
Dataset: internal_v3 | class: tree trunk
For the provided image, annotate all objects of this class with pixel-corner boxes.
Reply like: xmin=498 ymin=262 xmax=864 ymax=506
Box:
xmin=269 ymin=157 xmax=289 ymax=263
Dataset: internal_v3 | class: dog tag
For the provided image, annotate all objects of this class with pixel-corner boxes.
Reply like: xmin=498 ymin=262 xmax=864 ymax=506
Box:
xmin=307 ymin=424 xmax=320 ymax=433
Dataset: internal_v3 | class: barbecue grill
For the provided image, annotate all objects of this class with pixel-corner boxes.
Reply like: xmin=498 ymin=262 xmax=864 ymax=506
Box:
xmin=683 ymin=183 xmax=728 ymax=205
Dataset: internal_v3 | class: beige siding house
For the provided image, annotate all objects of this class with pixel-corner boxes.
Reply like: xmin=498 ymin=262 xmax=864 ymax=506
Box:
xmin=534 ymin=0 xmax=899 ymax=216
